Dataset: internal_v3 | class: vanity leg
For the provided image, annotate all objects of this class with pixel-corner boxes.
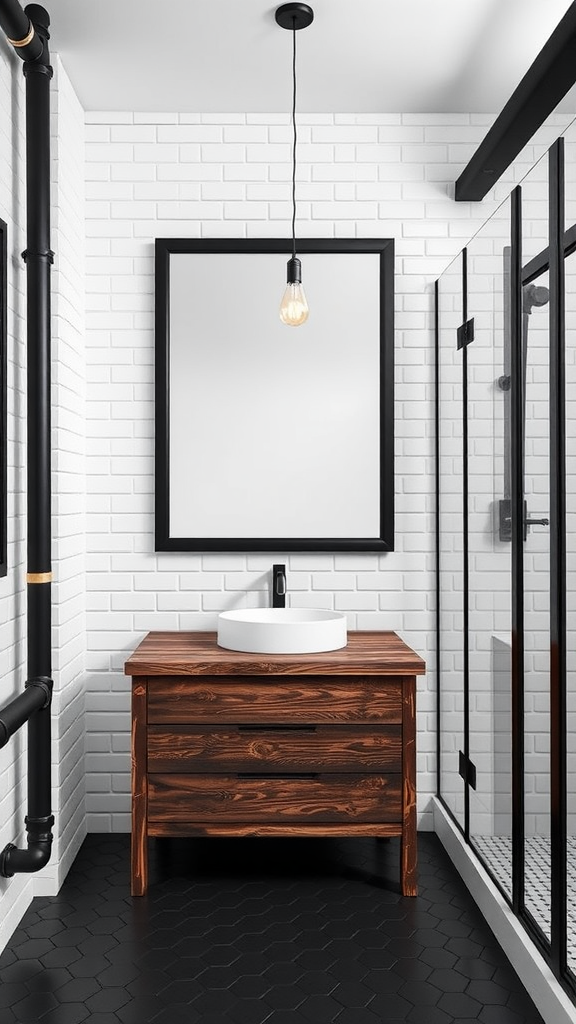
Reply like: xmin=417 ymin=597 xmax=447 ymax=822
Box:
xmin=401 ymin=675 xmax=417 ymax=896
xmin=131 ymin=679 xmax=148 ymax=896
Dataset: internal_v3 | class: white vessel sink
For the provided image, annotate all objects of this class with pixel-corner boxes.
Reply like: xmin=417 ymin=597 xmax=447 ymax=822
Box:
xmin=217 ymin=608 xmax=347 ymax=655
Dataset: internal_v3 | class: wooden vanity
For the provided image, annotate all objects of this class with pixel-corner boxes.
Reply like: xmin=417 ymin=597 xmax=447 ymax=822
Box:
xmin=125 ymin=630 xmax=425 ymax=897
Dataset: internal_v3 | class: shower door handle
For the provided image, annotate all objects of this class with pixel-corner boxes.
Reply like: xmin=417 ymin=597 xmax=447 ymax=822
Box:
xmin=524 ymin=517 xmax=549 ymax=528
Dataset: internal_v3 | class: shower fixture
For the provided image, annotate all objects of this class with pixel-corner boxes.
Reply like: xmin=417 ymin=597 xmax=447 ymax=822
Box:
xmin=497 ymin=283 xmax=549 ymax=393
xmin=498 ymin=280 xmax=550 ymax=542
xmin=275 ymin=3 xmax=313 ymax=327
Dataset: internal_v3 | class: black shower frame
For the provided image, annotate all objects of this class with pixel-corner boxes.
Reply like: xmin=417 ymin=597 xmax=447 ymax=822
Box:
xmin=435 ymin=137 xmax=573 ymax=999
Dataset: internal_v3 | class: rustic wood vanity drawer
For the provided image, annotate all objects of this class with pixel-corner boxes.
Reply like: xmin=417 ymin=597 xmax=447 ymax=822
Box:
xmin=147 ymin=725 xmax=402 ymax=773
xmin=147 ymin=676 xmax=403 ymax=725
xmin=147 ymin=773 xmax=402 ymax=823
xmin=128 ymin=630 xmax=425 ymax=897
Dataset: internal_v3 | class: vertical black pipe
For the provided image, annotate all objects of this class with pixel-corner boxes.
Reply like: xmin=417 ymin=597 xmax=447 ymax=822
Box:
xmin=0 ymin=2 xmax=54 ymax=878
xmin=24 ymin=4 xmax=52 ymax=671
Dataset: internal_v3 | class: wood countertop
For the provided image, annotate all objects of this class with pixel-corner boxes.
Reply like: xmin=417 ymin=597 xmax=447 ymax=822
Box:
xmin=124 ymin=630 xmax=426 ymax=677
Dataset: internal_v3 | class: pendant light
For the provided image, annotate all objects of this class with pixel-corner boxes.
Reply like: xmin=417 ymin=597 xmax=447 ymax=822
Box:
xmin=275 ymin=3 xmax=314 ymax=327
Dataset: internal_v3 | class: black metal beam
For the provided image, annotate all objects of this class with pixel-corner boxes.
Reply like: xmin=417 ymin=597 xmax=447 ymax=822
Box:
xmin=455 ymin=1 xmax=576 ymax=202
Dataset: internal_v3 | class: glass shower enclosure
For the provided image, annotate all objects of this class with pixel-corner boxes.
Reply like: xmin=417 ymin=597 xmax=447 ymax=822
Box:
xmin=436 ymin=128 xmax=575 ymax=999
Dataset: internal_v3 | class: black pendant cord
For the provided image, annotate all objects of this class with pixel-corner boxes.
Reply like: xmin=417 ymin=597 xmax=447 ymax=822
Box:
xmin=291 ymin=18 xmax=297 ymax=261
xmin=0 ymin=1 xmax=54 ymax=878
xmin=275 ymin=3 xmax=313 ymax=288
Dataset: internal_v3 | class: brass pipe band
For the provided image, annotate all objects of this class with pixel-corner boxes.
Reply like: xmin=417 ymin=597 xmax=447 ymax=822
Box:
xmin=6 ymin=23 xmax=35 ymax=47
xmin=26 ymin=572 xmax=52 ymax=584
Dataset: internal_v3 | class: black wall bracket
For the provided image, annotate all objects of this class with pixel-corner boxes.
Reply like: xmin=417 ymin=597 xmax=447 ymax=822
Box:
xmin=457 ymin=318 xmax=475 ymax=350
xmin=459 ymin=751 xmax=477 ymax=791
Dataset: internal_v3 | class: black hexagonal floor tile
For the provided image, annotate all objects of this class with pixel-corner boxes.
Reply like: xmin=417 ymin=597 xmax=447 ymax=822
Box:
xmin=264 ymin=981 xmax=307 ymax=1010
xmin=0 ymin=833 xmax=548 ymax=1023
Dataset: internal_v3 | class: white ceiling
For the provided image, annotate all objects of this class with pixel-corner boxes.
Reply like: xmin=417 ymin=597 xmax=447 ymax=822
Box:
xmin=42 ymin=0 xmax=576 ymax=114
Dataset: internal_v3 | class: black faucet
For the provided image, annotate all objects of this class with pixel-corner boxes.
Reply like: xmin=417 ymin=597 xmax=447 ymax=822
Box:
xmin=272 ymin=564 xmax=286 ymax=608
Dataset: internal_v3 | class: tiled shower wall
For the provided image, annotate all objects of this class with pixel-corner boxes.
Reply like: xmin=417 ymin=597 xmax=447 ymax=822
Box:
xmin=83 ymin=109 xmax=572 ymax=834
xmin=0 ymin=54 xmax=85 ymax=948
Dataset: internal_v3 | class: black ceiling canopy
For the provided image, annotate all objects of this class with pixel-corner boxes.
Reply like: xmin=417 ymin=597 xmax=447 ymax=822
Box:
xmin=455 ymin=0 xmax=576 ymax=202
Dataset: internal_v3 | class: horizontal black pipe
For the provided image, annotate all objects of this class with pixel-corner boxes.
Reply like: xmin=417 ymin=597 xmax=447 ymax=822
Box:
xmin=0 ymin=679 xmax=50 ymax=749
xmin=455 ymin=1 xmax=576 ymax=201
xmin=0 ymin=0 xmax=42 ymax=60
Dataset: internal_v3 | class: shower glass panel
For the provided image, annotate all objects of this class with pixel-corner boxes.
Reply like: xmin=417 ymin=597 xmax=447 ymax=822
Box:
xmin=466 ymin=198 xmax=513 ymax=899
xmin=437 ymin=253 xmax=465 ymax=830
xmin=437 ymin=126 xmax=576 ymax=1004
xmin=522 ymin=152 xmax=550 ymax=266
xmin=521 ymin=155 xmax=551 ymax=941
xmin=565 ymin=117 xmax=576 ymax=982
xmin=564 ymin=115 xmax=576 ymax=230
xmin=566 ymin=248 xmax=576 ymax=979
xmin=523 ymin=266 xmax=551 ymax=940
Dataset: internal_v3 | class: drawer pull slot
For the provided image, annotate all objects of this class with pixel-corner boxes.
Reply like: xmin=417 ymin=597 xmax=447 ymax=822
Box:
xmin=237 ymin=725 xmax=317 ymax=733
xmin=236 ymin=772 xmax=319 ymax=779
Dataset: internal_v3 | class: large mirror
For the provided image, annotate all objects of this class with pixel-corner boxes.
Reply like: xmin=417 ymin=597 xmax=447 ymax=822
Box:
xmin=155 ymin=238 xmax=394 ymax=551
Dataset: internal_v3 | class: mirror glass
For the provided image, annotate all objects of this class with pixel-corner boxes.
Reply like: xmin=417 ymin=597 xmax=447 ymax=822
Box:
xmin=155 ymin=239 xmax=394 ymax=551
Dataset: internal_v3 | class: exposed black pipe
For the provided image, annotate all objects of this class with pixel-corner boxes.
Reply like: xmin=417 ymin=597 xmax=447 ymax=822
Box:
xmin=0 ymin=0 xmax=42 ymax=60
xmin=0 ymin=679 xmax=51 ymax=750
xmin=0 ymin=1 xmax=54 ymax=879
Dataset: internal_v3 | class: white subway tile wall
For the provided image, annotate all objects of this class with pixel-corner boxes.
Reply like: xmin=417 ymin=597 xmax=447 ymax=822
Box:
xmin=43 ymin=58 xmax=87 ymax=896
xmin=83 ymin=109 xmax=572 ymax=835
xmin=0 ymin=54 xmax=85 ymax=945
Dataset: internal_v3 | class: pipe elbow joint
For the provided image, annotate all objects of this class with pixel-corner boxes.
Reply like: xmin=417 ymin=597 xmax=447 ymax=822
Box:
xmin=24 ymin=839 xmax=53 ymax=872
xmin=0 ymin=837 xmax=53 ymax=877
xmin=0 ymin=814 xmax=54 ymax=877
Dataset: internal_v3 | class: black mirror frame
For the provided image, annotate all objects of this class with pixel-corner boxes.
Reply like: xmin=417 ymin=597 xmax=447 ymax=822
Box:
xmin=155 ymin=237 xmax=394 ymax=552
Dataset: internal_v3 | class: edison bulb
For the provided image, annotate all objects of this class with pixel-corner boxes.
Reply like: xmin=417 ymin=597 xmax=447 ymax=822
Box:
xmin=280 ymin=256 xmax=309 ymax=327
xmin=279 ymin=282 xmax=309 ymax=326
